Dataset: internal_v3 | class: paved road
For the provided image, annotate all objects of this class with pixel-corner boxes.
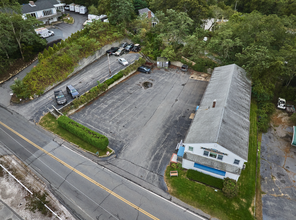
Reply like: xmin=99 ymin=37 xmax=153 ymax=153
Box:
xmin=0 ymin=107 xmax=206 ymax=220
xmin=71 ymin=68 xmax=208 ymax=190
xmin=8 ymin=53 xmax=140 ymax=123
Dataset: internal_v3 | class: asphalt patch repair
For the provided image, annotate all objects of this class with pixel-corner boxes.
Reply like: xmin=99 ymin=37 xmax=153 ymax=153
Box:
xmin=260 ymin=110 xmax=296 ymax=220
xmin=70 ymin=68 xmax=209 ymax=190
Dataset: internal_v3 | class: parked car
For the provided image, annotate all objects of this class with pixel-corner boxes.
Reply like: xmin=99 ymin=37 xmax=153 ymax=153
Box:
xmin=137 ymin=66 xmax=151 ymax=74
xmin=106 ymin=47 xmax=119 ymax=55
xmin=124 ymin=43 xmax=134 ymax=53
xmin=54 ymin=90 xmax=67 ymax=105
xmin=119 ymin=42 xmax=128 ymax=48
xmin=118 ymin=58 xmax=128 ymax=66
xmin=181 ymin=64 xmax=188 ymax=72
xmin=66 ymin=85 xmax=79 ymax=98
xmin=132 ymin=44 xmax=141 ymax=52
xmin=114 ymin=47 xmax=125 ymax=56
xmin=64 ymin=5 xmax=70 ymax=10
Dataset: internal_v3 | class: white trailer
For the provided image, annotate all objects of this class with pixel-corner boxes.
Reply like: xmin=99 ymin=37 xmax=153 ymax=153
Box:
xmin=79 ymin=6 xmax=87 ymax=14
xmin=35 ymin=28 xmax=54 ymax=38
xmin=75 ymin=5 xmax=80 ymax=13
xmin=69 ymin=3 xmax=75 ymax=11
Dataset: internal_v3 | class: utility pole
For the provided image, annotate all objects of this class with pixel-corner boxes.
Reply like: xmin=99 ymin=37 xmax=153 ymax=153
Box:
xmin=107 ymin=53 xmax=112 ymax=77
xmin=234 ymin=0 xmax=238 ymax=11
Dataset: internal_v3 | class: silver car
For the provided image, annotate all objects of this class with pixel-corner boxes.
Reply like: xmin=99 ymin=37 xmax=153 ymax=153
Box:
xmin=114 ymin=47 xmax=125 ymax=56
xmin=118 ymin=58 xmax=128 ymax=66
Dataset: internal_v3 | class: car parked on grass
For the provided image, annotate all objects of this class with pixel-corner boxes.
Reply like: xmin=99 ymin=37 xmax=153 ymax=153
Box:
xmin=119 ymin=42 xmax=128 ymax=48
xmin=66 ymin=85 xmax=79 ymax=98
xmin=118 ymin=58 xmax=128 ymax=66
xmin=106 ymin=47 xmax=119 ymax=55
xmin=132 ymin=44 xmax=141 ymax=52
xmin=124 ymin=43 xmax=134 ymax=53
xmin=137 ymin=66 xmax=151 ymax=74
xmin=54 ymin=90 xmax=67 ymax=105
xmin=114 ymin=47 xmax=125 ymax=56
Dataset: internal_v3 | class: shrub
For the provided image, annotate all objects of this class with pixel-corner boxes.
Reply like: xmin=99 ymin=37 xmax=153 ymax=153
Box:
xmin=105 ymin=78 xmax=115 ymax=86
xmin=57 ymin=116 xmax=109 ymax=150
xmin=10 ymin=79 xmax=31 ymax=99
xmin=290 ymin=113 xmax=296 ymax=124
xmin=222 ymin=177 xmax=238 ymax=198
xmin=187 ymin=169 xmax=224 ymax=189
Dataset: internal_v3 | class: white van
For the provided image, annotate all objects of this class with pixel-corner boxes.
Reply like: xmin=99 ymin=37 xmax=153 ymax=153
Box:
xmin=79 ymin=6 xmax=87 ymax=14
xmin=69 ymin=3 xmax=75 ymax=11
xmin=75 ymin=5 xmax=80 ymax=13
xmin=35 ymin=28 xmax=54 ymax=38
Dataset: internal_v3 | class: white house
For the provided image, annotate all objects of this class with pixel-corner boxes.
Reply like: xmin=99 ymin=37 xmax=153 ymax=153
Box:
xmin=178 ymin=64 xmax=252 ymax=181
xmin=22 ymin=0 xmax=65 ymax=25
xmin=138 ymin=8 xmax=158 ymax=27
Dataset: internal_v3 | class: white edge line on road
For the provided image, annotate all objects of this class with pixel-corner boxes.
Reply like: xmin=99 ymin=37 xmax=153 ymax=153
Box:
xmin=60 ymin=143 xmax=208 ymax=220
xmin=0 ymin=127 xmax=119 ymax=220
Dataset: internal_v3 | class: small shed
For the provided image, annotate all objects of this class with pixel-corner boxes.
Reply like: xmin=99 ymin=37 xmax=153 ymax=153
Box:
xmin=157 ymin=57 xmax=169 ymax=69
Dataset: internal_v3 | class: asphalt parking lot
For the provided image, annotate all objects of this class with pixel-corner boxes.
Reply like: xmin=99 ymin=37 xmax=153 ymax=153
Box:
xmin=8 ymin=53 xmax=140 ymax=122
xmin=71 ymin=68 xmax=208 ymax=190
xmin=47 ymin=11 xmax=87 ymax=42
xmin=260 ymin=111 xmax=296 ymax=220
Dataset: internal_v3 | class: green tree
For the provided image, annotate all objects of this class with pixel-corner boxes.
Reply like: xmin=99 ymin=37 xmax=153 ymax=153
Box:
xmin=155 ymin=9 xmax=193 ymax=48
xmin=10 ymin=79 xmax=31 ymax=99
xmin=134 ymin=0 xmax=148 ymax=14
xmin=88 ymin=4 xmax=99 ymax=14
xmin=109 ymin=0 xmax=135 ymax=25
xmin=161 ymin=45 xmax=176 ymax=61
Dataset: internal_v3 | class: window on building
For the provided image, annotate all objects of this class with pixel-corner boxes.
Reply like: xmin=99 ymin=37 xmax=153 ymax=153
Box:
xmin=203 ymin=151 xmax=209 ymax=156
xmin=43 ymin=9 xmax=53 ymax=16
xmin=30 ymin=13 xmax=36 ymax=17
xmin=209 ymin=152 xmax=217 ymax=158
xmin=188 ymin=146 xmax=193 ymax=151
xmin=234 ymin=159 xmax=240 ymax=165
xmin=217 ymin=155 xmax=223 ymax=160
xmin=152 ymin=22 xmax=157 ymax=27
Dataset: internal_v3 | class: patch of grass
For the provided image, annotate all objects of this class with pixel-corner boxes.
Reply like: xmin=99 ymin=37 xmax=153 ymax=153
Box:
xmin=39 ymin=113 xmax=111 ymax=156
xmin=187 ymin=169 xmax=224 ymax=189
xmin=165 ymin=99 xmax=258 ymax=220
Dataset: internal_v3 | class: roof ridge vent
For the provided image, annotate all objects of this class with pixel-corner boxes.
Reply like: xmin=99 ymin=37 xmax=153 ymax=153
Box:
xmin=29 ymin=1 xmax=36 ymax=7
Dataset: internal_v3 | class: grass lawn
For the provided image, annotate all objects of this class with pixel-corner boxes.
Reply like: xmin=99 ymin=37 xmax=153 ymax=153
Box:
xmin=39 ymin=113 xmax=111 ymax=156
xmin=165 ymin=100 xmax=258 ymax=220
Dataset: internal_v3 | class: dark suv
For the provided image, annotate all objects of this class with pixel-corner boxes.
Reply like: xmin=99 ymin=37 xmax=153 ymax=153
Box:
xmin=119 ymin=42 xmax=128 ymax=48
xmin=54 ymin=90 xmax=67 ymax=105
xmin=137 ymin=66 xmax=151 ymax=74
xmin=106 ymin=47 xmax=119 ymax=55
xmin=132 ymin=44 xmax=141 ymax=52
xmin=125 ymin=43 xmax=134 ymax=53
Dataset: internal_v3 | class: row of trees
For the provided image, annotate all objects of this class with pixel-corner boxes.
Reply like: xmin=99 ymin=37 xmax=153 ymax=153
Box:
xmin=0 ymin=0 xmax=46 ymax=74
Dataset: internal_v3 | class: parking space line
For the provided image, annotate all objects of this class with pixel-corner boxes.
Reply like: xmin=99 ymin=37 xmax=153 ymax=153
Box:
xmin=0 ymin=121 xmax=159 ymax=220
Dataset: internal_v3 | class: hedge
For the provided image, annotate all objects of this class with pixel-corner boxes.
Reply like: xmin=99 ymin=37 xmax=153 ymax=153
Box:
xmin=57 ymin=116 xmax=108 ymax=150
xmin=187 ymin=169 xmax=224 ymax=189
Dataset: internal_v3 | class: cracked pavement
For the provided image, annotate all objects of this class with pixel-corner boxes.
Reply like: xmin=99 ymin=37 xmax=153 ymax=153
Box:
xmin=71 ymin=68 xmax=208 ymax=190
xmin=261 ymin=118 xmax=296 ymax=220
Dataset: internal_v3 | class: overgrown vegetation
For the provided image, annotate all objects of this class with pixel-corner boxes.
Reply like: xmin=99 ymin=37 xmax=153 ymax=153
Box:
xmin=39 ymin=113 xmax=111 ymax=155
xmin=187 ymin=169 xmax=224 ymax=189
xmin=25 ymin=191 xmax=50 ymax=216
xmin=57 ymin=116 xmax=109 ymax=150
xmin=165 ymin=100 xmax=258 ymax=220
xmin=11 ymin=21 xmax=124 ymax=97
xmin=222 ymin=177 xmax=238 ymax=198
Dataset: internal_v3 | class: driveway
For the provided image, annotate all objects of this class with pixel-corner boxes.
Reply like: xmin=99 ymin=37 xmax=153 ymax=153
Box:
xmin=47 ymin=11 xmax=87 ymax=42
xmin=260 ymin=110 xmax=296 ymax=220
xmin=8 ymin=53 xmax=140 ymax=123
xmin=71 ymin=68 xmax=208 ymax=190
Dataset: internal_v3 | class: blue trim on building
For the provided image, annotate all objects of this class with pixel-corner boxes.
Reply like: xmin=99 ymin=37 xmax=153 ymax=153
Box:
xmin=194 ymin=163 xmax=226 ymax=176
xmin=177 ymin=146 xmax=185 ymax=157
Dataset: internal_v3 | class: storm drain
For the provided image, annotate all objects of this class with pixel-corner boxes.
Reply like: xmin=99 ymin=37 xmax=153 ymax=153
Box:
xmin=142 ymin=82 xmax=153 ymax=89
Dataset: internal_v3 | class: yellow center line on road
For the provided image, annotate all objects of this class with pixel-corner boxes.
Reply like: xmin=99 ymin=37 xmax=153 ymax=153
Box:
xmin=0 ymin=121 xmax=159 ymax=220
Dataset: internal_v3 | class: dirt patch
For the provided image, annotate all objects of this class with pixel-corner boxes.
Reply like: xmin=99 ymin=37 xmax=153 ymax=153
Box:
xmin=189 ymin=71 xmax=211 ymax=81
xmin=271 ymin=109 xmax=292 ymax=127
xmin=0 ymin=155 xmax=74 ymax=220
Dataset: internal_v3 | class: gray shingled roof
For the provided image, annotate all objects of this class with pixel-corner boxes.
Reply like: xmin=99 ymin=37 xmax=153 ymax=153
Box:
xmin=22 ymin=0 xmax=58 ymax=14
xmin=184 ymin=64 xmax=251 ymax=160
xmin=138 ymin=7 xmax=156 ymax=18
